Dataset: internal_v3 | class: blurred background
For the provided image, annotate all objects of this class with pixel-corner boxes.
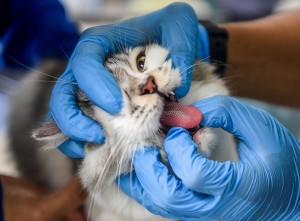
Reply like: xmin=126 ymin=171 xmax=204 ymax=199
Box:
xmin=1 ymin=0 xmax=300 ymax=176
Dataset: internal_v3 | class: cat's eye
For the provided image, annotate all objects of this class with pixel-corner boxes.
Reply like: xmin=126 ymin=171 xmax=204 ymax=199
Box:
xmin=136 ymin=54 xmax=146 ymax=72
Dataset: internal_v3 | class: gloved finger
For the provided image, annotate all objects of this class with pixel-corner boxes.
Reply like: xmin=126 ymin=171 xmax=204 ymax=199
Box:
xmin=193 ymin=95 xmax=274 ymax=150
xmin=58 ymin=139 xmax=85 ymax=158
xmin=50 ymin=70 xmax=105 ymax=144
xmin=165 ymin=127 xmax=241 ymax=196
xmin=132 ymin=148 xmax=216 ymax=216
xmin=71 ymin=41 xmax=123 ymax=114
xmin=160 ymin=3 xmax=198 ymax=98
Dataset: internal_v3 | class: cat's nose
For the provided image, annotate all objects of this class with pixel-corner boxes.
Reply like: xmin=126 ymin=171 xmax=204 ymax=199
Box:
xmin=141 ymin=77 xmax=157 ymax=95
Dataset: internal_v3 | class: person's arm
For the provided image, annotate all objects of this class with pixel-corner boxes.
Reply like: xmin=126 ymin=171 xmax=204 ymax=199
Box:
xmin=220 ymin=9 xmax=300 ymax=107
xmin=1 ymin=176 xmax=86 ymax=221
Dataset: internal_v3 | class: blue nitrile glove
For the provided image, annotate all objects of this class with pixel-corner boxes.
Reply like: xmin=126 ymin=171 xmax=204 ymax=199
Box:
xmin=118 ymin=95 xmax=300 ymax=220
xmin=51 ymin=2 xmax=210 ymax=158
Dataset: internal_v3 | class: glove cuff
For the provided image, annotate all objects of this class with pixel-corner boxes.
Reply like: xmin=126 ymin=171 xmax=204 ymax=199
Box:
xmin=198 ymin=20 xmax=228 ymax=77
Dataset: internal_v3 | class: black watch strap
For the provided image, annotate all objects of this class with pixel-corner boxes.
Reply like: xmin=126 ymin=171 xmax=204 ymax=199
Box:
xmin=199 ymin=20 xmax=228 ymax=77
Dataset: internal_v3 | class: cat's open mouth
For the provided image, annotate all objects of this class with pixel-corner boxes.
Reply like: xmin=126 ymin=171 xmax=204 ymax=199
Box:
xmin=140 ymin=74 xmax=203 ymax=136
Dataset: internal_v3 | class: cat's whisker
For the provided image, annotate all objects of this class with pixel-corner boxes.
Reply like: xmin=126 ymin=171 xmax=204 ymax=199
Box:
xmin=59 ymin=46 xmax=70 ymax=61
xmin=113 ymin=133 xmax=137 ymax=199
xmin=116 ymin=132 xmax=136 ymax=172
xmin=164 ymin=41 xmax=175 ymax=55
xmin=115 ymin=25 xmax=124 ymax=53
xmin=199 ymin=55 xmax=212 ymax=62
xmin=94 ymin=133 xmax=131 ymax=194
xmin=116 ymin=140 xmax=133 ymax=174
xmin=87 ymin=195 xmax=96 ymax=221
xmin=178 ymin=64 xmax=197 ymax=74
xmin=121 ymin=147 xmax=139 ymax=198
xmin=110 ymin=116 xmax=149 ymax=195
xmin=223 ymin=73 xmax=243 ymax=81
xmin=25 ymin=80 xmax=77 ymax=85
xmin=209 ymin=58 xmax=229 ymax=67
xmin=87 ymin=144 xmax=122 ymax=220
xmin=4 ymin=53 xmax=71 ymax=82
xmin=96 ymin=152 xmax=114 ymax=187
xmin=179 ymin=59 xmax=209 ymax=73
xmin=85 ymin=125 xmax=144 ymax=221
xmin=178 ymin=58 xmax=220 ymax=78
xmin=116 ymin=107 xmax=162 ymax=193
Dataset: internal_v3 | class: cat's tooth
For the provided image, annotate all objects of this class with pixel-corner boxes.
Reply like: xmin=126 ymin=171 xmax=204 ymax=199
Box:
xmin=163 ymin=91 xmax=175 ymax=99
xmin=163 ymin=92 xmax=169 ymax=97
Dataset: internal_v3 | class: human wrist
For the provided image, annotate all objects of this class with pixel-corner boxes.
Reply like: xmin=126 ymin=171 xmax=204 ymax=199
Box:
xmin=197 ymin=23 xmax=210 ymax=62
xmin=198 ymin=21 xmax=228 ymax=77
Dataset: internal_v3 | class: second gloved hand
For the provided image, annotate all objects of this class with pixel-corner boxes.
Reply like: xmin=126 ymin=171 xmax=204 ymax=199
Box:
xmin=50 ymin=2 xmax=209 ymax=158
xmin=118 ymin=95 xmax=300 ymax=220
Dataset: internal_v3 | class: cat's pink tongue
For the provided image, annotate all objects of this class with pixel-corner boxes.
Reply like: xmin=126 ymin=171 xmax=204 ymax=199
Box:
xmin=160 ymin=101 xmax=202 ymax=129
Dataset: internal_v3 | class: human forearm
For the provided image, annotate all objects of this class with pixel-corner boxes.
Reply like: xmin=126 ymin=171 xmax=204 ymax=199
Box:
xmin=220 ymin=9 xmax=300 ymax=107
xmin=1 ymin=175 xmax=86 ymax=221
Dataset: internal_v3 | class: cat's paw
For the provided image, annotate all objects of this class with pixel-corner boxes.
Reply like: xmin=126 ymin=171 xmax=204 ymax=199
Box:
xmin=193 ymin=127 xmax=218 ymax=158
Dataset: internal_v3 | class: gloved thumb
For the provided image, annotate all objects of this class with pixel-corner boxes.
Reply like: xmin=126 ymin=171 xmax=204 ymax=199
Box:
xmin=165 ymin=127 xmax=242 ymax=196
xmin=194 ymin=95 xmax=272 ymax=151
xmin=195 ymin=95 xmax=297 ymax=161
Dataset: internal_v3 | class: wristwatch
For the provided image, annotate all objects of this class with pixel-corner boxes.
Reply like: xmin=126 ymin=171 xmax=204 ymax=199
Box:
xmin=199 ymin=20 xmax=228 ymax=77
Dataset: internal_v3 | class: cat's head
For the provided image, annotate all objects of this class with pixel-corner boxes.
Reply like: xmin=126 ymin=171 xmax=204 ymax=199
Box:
xmin=32 ymin=44 xmax=184 ymax=148
xmin=95 ymin=44 xmax=183 ymax=143
xmin=106 ymin=44 xmax=181 ymax=102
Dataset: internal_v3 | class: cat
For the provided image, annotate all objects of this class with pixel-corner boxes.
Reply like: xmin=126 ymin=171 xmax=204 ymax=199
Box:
xmin=8 ymin=44 xmax=238 ymax=221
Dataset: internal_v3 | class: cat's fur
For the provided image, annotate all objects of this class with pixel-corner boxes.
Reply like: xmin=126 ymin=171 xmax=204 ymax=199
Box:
xmin=8 ymin=45 xmax=238 ymax=221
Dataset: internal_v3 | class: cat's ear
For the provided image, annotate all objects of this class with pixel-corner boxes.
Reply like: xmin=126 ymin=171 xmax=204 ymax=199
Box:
xmin=32 ymin=118 xmax=68 ymax=149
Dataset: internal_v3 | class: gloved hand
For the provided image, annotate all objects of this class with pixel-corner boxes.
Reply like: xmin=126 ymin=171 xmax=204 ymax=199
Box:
xmin=50 ymin=2 xmax=210 ymax=158
xmin=118 ymin=95 xmax=300 ymax=220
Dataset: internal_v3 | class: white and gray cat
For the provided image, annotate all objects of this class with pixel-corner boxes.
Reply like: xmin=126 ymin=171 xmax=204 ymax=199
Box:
xmin=8 ymin=44 xmax=238 ymax=221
